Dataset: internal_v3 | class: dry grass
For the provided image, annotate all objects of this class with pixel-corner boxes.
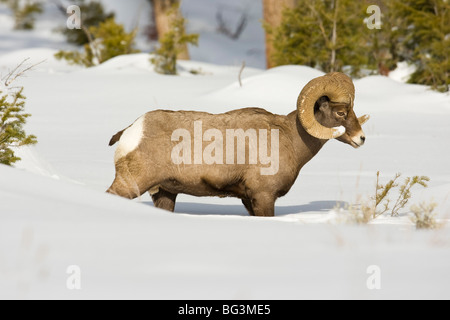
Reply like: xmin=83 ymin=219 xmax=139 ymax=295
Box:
xmin=342 ymin=171 xmax=430 ymax=225
xmin=410 ymin=201 xmax=441 ymax=230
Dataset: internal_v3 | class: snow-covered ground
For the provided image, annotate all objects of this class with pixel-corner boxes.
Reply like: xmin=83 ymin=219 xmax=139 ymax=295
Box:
xmin=1 ymin=1 xmax=450 ymax=300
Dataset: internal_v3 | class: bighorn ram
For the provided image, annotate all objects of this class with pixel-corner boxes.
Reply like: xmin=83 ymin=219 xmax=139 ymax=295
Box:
xmin=107 ymin=72 xmax=369 ymax=216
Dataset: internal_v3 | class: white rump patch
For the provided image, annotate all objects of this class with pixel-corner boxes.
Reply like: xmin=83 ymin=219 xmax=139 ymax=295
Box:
xmin=114 ymin=115 xmax=145 ymax=162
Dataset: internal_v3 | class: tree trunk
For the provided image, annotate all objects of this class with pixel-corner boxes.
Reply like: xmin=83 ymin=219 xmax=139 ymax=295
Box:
xmin=330 ymin=0 xmax=338 ymax=72
xmin=263 ymin=0 xmax=298 ymax=69
xmin=151 ymin=0 xmax=190 ymax=60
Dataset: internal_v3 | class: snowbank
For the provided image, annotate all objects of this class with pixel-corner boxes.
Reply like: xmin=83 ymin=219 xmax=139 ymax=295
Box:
xmin=1 ymin=52 xmax=449 ymax=299
xmin=2 ymin=164 xmax=450 ymax=299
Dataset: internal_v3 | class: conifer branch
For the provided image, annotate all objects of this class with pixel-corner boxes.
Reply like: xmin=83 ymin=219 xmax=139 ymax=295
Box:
xmin=0 ymin=61 xmax=38 ymax=165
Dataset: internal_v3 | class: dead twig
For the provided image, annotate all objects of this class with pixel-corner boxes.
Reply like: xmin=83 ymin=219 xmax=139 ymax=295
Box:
xmin=2 ymin=58 xmax=46 ymax=87
xmin=238 ymin=61 xmax=245 ymax=87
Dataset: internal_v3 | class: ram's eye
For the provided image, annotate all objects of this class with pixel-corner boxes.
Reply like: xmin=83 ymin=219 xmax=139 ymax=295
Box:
xmin=337 ymin=111 xmax=346 ymax=117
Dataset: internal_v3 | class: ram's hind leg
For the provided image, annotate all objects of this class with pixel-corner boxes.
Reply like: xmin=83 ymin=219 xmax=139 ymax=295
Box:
xmin=151 ymin=189 xmax=178 ymax=212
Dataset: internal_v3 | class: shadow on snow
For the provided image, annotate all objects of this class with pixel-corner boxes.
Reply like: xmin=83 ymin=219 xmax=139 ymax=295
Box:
xmin=143 ymin=200 xmax=347 ymax=216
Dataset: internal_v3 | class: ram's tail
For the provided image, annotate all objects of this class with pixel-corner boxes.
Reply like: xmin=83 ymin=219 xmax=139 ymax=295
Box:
xmin=108 ymin=129 xmax=125 ymax=146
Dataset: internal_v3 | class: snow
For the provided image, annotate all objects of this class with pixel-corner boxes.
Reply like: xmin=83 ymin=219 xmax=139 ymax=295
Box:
xmin=1 ymin=1 xmax=450 ymax=300
xmin=389 ymin=61 xmax=417 ymax=83
xmin=2 ymin=163 xmax=450 ymax=299
xmin=181 ymin=0 xmax=266 ymax=69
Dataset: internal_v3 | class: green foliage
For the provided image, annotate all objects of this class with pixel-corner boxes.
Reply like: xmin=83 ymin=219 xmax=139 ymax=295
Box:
xmin=0 ymin=85 xmax=37 ymax=166
xmin=88 ymin=18 xmax=140 ymax=62
xmin=61 ymin=0 xmax=114 ymax=45
xmin=1 ymin=0 xmax=43 ymax=30
xmin=54 ymin=50 xmax=89 ymax=67
xmin=151 ymin=4 xmax=199 ymax=75
xmin=364 ymin=0 xmax=449 ymax=90
xmin=265 ymin=0 xmax=449 ymax=91
xmin=392 ymin=0 xmax=450 ymax=92
xmin=362 ymin=0 xmax=405 ymax=75
xmin=265 ymin=0 xmax=371 ymax=77
xmin=55 ymin=18 xmax=140 ymax=67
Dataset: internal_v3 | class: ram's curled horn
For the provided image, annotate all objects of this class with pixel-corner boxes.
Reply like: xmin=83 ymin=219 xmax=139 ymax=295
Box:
xmin=297 ymin=72 xmax=355 ymax=140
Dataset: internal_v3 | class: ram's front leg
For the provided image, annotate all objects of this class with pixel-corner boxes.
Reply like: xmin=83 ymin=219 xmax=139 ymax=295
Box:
xmin=241 ymin=198 xmax=255 ymax=216
xmin=151 ymin=188 xmax=178 ymax=212
xmin=250 ymin=193 xmax=275 ymax=217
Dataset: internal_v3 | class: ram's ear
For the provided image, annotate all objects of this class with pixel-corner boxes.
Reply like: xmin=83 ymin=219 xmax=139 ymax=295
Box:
xmin=358 ymin=114 xmax=370 ymax=126
xmin=315 ymin=96 xmax=330 ymax=113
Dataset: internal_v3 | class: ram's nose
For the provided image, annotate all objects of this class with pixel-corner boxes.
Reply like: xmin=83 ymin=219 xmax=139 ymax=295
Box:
xmin=351 ymin=131 xmax=366 ymax=148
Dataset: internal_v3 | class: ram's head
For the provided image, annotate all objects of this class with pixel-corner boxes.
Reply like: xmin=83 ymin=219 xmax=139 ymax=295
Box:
xmin=297 ymin=72 xmax=370 ymax=148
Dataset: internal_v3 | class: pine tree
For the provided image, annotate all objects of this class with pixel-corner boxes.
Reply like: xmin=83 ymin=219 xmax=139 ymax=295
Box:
xmin=262 ymin=0 xmax=298 ymax=68
xmin=0 ymin=0 xmax=43 ymax=30
xmin=149 ymin=0 xmax=192 ymax=60
xmin=362 ymin=0 xmax=404 ymax=75
xmin=87 ymin=18 xmax=140 ymax=64
xmin=0 ymin=84 xmax=37 ymax=166
xmin=151 ymin=3 xmax=199 ymax=75
xmin=264 ymin=1 xmax=320 ymax=69
xmin=59 ymin=0 xmax=115 ymax=46
xmin=392 ymin=0 xmax=450 ymax=92
xmin=265 ymin=0 xmax=370 ymax=77
xmin=55 ymin=18 xmax=140 ymax=67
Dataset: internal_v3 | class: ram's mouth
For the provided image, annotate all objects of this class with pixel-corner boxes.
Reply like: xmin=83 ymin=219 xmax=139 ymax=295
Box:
xmin=350 ymin=136 xmax=366 ymax=148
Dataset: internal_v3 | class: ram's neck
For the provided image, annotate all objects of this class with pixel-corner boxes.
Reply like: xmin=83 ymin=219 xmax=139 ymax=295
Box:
xmin=287 ymin=111 xmax=328 ymax=170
